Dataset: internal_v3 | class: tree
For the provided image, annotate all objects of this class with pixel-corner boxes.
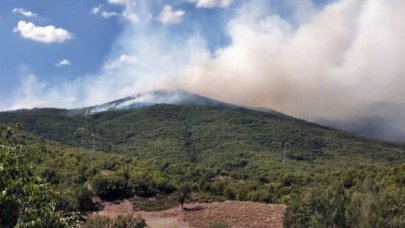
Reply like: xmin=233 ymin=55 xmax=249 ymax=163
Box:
xmin=0 ymin=127 xmax=76 ymax=227
xmin=176 ymin=183 xmax=191 ymax=210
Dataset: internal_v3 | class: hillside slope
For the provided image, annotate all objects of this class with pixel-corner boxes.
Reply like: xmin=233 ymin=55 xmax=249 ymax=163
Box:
xmin=0 ymin=104 xmax=404 ymax=167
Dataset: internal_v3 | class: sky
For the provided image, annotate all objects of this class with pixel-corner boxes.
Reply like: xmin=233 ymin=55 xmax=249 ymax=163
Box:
xmin=0 ymin=0 xmax=404 ymax=122
xmin=0 ymin=0 xmax=242 ymax=109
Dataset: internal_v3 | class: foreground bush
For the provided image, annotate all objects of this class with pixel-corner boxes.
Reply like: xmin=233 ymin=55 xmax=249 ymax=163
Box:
xmin=0 ymin=127 xmax=77 ymax=227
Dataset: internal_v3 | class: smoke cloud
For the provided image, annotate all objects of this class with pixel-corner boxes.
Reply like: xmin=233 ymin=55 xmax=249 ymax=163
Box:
xmin=174 ymin=0 xmax=405 ymax=120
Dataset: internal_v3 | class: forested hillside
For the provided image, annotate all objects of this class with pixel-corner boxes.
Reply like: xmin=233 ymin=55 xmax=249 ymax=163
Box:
xmin=0 ymin=104 xmax=404 ymax=227
xmin=0 ymin=105 xmax=403 ymax=164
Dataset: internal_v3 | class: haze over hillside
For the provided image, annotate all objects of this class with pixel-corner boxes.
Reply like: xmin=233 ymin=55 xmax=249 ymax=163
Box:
xmin=75 ymin=91 xmax=405 ymax=143
xmin=316 ymin=102 xmax=405 ymax=143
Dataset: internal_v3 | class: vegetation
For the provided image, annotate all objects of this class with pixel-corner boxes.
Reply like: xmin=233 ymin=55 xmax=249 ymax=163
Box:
xmin=177 ymin=183 xmax=192 ymax=209
xmin=1 ymin=105 xmax=403 ymax=165
xmin=0 ymin=104 xmax=404 ymax=227
xmin=130 ymin=195 xmax=178 ymax=211
xmin=284 ymin=165 xmax=405 ymax=227
xmin=84 ymin=215 xmax=147 ymax=228
xmin=0 ymin=126 xmax=79 ymax=227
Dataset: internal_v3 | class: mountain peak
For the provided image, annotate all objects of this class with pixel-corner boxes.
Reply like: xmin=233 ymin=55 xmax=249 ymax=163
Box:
xmin=69 ymin=90 xmax=231 ymax=115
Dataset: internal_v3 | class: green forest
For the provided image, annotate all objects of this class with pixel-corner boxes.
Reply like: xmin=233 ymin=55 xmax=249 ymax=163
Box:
xmin=1 ymin=105 xmax=404 ymax=227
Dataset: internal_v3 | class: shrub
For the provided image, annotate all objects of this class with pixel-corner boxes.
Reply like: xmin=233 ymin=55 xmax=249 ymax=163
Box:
xmin=84 ymin=215 xmax=147 ymax=228
xmin=112 ymin=215 xmax=147 ymax=228
xmin=176 ymin=183 xmax=192 ymax=209
xmin=84 ymin=216 xmax=111 ymax=228
xmin=91 ymin=174 xmax=129 ymax=200
xmin=76 ymin=186 xmax=97 ymax=211
xmin=0 ymin=131 xmax=74 ymax=227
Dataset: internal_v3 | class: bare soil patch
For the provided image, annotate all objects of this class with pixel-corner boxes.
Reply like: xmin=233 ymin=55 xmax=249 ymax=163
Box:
xmin=181 ymin=201 xmax=286 ymax=228
xmin=90 ymin=199 xmax=286 ymax=228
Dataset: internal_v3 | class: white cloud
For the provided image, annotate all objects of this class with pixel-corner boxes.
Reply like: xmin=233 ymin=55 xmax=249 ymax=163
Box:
xmin=190 ymin=0 xmax=234 ymax=8
xmin=92 ymin=5 xmax=120 ymax=18
xmin=108 ymin=0 xmax=128 ymax=5
xmin=104 ymin=54 xmax=137 ymax=70
xmin=56 ymin=59 xmax=71 ymax=67
xmin=91 ymin=5 xmax=103 ymax=15
xmin=101 ymin=11 xmax=120 ymax=18
xmin=122 ymin=9 xmax=138 ymax=23
xmin=158 ymin=5 xmax=185 ymax=25
xmin=105 ymin=0 xmax=139 ymax=23
xmin=12 ymin=8 xmax=38 ymax=17
xmin=14 ymin=21 xmax=73 ymax=43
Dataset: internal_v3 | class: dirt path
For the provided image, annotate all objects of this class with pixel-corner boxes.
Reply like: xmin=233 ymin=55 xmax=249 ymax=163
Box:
xmin=91 ymin=200 xmax=286 ymax=228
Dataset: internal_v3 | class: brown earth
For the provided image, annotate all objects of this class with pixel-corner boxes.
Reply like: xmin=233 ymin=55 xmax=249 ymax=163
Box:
xmin=91 ymin=199 xmax=286 ymax=228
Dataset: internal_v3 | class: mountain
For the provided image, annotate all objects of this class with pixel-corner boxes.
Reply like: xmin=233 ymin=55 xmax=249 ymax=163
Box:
xmin=66 ymin=90 xmax=405 ymax=143
xmin=0 ymin=91 xmax=403 ymax=165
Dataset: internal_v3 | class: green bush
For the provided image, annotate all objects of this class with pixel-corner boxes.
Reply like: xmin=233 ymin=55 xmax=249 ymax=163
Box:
xmin=0 ymin=128 xmax=75 ymax=227
xmin=112 ymin=215 xmax=147 ymax=228
xmin=128 ymin=174 xmax=155 ymax=197
xmin=77 ymin=186 xmax=97 ymax=211
xmin=84 ymin=215 xmax=147 ymax=228
xmin=91 ymin=174 xmax=129 ymax=200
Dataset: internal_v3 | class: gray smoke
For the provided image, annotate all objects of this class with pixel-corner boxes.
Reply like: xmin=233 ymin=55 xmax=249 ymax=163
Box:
xmin=173 ymin=0 xmax=405 ymax=119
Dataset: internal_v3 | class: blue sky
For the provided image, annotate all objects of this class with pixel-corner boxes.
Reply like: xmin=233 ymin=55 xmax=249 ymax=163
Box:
xmin=0 ymin=0 xmax=121 ymax=104
xmin=0 ymin=0 xmax=403 ymax=122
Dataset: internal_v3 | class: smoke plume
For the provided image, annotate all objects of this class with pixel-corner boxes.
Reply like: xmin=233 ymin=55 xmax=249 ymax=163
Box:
xmin=174 ymin=0 xmax=405 ymax=120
